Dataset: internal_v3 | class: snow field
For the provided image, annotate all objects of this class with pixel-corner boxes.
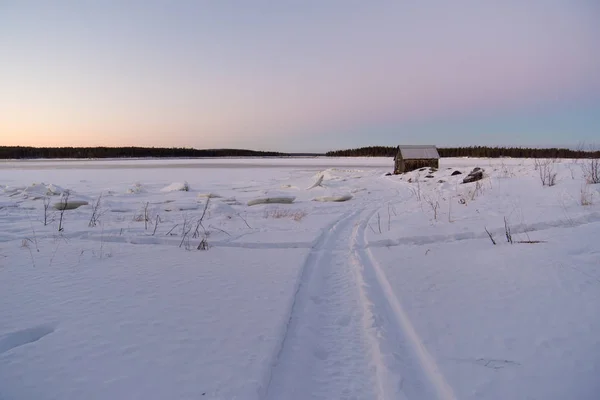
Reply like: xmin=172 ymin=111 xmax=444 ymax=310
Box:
xmin=370 ymin=222 xmax=600 ymax=399
xmin=1 ymin=157 xmax=599 ymax=399
xmin=0 ymin=243 xmax=310 ymax=399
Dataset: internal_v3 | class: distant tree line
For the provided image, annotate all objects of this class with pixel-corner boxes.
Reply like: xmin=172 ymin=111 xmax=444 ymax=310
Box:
xmin=0 ymin=146 xmax=288 ymax=159
xmin=4 ymin=145 xmax=598 ymax=160
xmin=326 ymin=146 xmax=396 ymax=157
xmin=326 ymin=146 xmax=600 ymax=159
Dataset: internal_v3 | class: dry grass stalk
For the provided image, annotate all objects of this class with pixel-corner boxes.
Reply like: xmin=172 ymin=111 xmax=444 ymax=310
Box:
xmin=504 ymin=217 xmax=513 ymax=244
xmin=424 ymin=196 xmax=440 ymax=220
xmin=485 ymin=227 xmax=496 ymax=245
xmin=193 ymin=198 xmax=211 ymax=239
xmin=88 ymin=193 xmax=104 ymax=227
xmin=237 ymin=213 xmax=252 ymax=229
xmin=264 ymin=208 xmax=307 ymax=222
xmin=43 ymin=196 xmax=53 ymax=226
xmin=152 ymin=215 xmax=161 ymax=235
xmin=58 ymin=190 xmax=70 ymax=232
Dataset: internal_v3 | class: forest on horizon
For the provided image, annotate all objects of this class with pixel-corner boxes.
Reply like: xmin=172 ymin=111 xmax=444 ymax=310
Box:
xmin=325 ymin=145 xmax=600 ymax=159
xmin=1 ymin=145 xmax=599 ymax=159
xmin=0 ymin=146 xmax=288 ymax=159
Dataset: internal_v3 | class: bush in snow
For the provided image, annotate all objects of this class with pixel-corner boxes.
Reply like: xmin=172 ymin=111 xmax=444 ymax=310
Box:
xmin=88 ymin=194 xmax=105 ymax=227
xmin=582 ymin=158 xmax=600 ymax=184
xmin=534 ymin=159 xmax=557 ymax=187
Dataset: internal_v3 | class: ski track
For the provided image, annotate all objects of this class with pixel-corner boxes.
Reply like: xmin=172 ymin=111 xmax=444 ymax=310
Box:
xmin=264 ymin=206 xmax=381 ymax=400
xmin=264 ymin=186 xmax=455 ymax=400
xmin=258 ymin=209 xmax=356 ymax=398
xmin=352 ymin=207 xmax=456 ymax=400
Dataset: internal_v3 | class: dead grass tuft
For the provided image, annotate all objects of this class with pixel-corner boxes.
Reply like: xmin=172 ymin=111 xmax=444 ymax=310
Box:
xmin=264 ymin=208 xmax=307 ymax=222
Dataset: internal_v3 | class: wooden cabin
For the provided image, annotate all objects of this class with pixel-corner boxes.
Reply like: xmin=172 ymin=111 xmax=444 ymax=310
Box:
xmin=394 ymin=145 xmax=440 ymax=174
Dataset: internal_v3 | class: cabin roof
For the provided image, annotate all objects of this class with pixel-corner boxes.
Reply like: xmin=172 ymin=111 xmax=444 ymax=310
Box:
xmin=396 ymin=145 xmax=439 ymax=160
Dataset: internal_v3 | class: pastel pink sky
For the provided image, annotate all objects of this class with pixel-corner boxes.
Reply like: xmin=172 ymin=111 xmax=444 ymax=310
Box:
xmin=1 ymin=1 xmax=599 ymax=152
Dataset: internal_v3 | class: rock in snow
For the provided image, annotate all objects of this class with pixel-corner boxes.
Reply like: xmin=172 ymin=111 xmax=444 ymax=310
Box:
xmin=463 ymin=168 xmax=484 ymax=183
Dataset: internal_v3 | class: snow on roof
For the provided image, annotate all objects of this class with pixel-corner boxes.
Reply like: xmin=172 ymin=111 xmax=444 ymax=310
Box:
xmin=397 ymin=145 xmax=439 ymax=160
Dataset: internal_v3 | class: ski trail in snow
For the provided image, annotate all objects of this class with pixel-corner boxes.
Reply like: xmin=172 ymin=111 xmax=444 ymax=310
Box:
xmin=352 ymin=207 xmax=456 ymax=400
xmin=264 ymin=207 xmax=381 ymax=400
xmin=264 ymin=184 xmax=455 ymax=400
xmin=259 ymin=209 xmax=356 ymax=398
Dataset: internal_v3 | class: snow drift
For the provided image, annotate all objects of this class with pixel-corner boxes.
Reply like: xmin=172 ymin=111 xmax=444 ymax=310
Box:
xmin=312 ymin=194 xmax=353 ymax=202
xmin=161 ymin=182 xmax=190 ymax=192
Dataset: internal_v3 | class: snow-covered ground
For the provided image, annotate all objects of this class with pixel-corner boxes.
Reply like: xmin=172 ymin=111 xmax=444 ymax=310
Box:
xmin=1 ymin=157 xmax=599 ymax=399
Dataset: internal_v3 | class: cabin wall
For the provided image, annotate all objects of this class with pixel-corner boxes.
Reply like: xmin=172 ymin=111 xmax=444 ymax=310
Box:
xmin=395 ymin=157 xmax=439 ymax=173
xmin=393 ymin=157 xmax=405 ymax=174
xmin=405 ymin=158 xmax=439 ymax=172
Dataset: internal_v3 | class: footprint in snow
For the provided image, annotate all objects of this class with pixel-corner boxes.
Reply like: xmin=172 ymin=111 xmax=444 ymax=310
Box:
xmin=0 ymin=324 xmax=56 ymax=354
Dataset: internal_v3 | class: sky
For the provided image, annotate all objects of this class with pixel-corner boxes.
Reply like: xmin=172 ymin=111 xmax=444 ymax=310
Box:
xmin=1 ymin=1 xmax=599 ymax=153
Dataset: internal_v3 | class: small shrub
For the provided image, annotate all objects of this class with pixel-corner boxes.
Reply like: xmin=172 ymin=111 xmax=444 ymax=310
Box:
xmin=534 ymin=159 xmax=557 ymax=187
xmin=424 ymin=196 xmax=440 ymax=220
xmin=197 ymin=236 xmax=209 ymax=250
xmin=582 ymin=158 xmax=600 ymax=184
